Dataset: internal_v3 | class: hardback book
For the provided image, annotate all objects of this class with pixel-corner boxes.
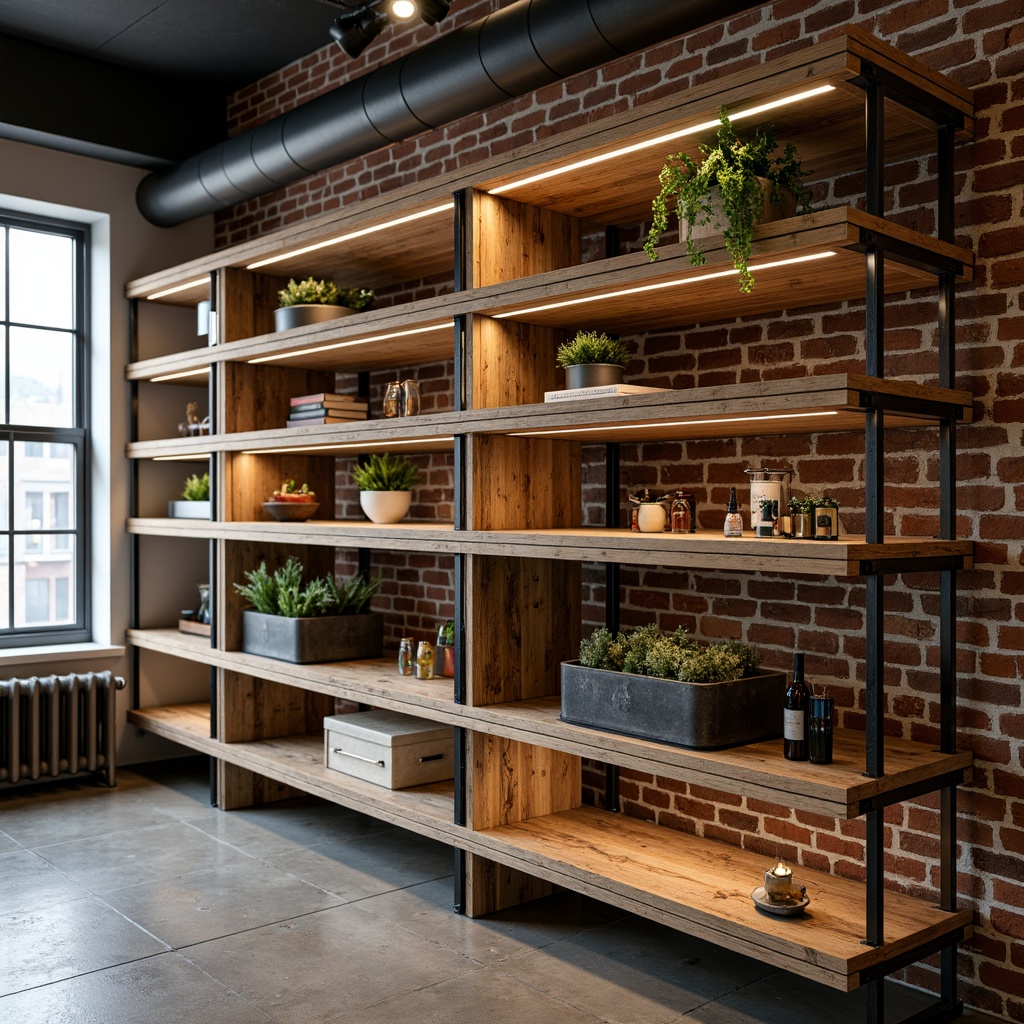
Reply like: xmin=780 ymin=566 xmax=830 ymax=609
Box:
xmin=290 ymin=399 xmax=368 ymax=414
xmin=287 ymin=405 xmax=367 ymax=421
xmin=286 ymin=415 xmax=367 ymax=427
xmin=543 ymin=383 xmax=670 ymax=403
xmin=289 ymin=392 xmax=366 ymax=407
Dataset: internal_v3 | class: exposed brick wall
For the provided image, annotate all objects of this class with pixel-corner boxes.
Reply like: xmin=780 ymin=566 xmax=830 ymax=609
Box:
xmin=219 ymin=1 xmax=1024 ymax=1017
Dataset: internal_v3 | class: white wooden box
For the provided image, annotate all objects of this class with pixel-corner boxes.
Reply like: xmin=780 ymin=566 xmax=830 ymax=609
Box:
xmin=323 ymin=710 xmax=454 ymax=789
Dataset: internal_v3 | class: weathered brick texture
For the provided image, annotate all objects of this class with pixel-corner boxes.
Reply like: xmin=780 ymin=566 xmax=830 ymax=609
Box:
xmin=219 ymin=0 xmax=1024 ymax=1016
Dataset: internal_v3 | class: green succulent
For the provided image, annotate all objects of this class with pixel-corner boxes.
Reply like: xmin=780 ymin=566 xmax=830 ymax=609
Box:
xmin=234 ymin=557 xmax=381 ymax=618
xmin=437 ymin=619 xmax=455 ymax=646
xmin=556 ymin=330 xmax=630 ymax=369
xmin=181 ymin=472 xmax=210 ymax=501
xmin=277 ymin=277 xmax=374 ymax=311
xmin=351 ymin=452 xmax=420 ymax=492
xmin=644 ymin=108 xmax=812 ymax=293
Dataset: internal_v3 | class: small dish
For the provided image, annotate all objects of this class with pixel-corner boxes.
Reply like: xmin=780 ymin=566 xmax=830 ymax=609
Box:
xmin=263 ymin=500 xmax=319 ymax=522
xmin=751 ymin=886 xmax=809 ymax=917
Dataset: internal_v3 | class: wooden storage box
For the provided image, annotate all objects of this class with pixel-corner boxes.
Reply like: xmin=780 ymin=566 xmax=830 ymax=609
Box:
xmin=323 ymin=710 xmax=454 ymax=789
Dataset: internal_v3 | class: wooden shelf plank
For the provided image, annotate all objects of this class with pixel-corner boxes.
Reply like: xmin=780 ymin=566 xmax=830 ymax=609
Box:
xmin=465 ymin=697 xmax=971 ymax=819
xmin=461 ymin=528 xmax=972 ymax=577
xmin=460 ymin=373 xmax=973 ymax=444
xmin=127 ymin=704 xmax=455 ymax=841
xmin=468 ymin=806 xmax=971 ymax=991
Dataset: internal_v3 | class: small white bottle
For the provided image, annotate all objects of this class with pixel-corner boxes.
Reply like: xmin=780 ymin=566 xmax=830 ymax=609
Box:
xmin=724 ymin=487 xmax=743 ymax=538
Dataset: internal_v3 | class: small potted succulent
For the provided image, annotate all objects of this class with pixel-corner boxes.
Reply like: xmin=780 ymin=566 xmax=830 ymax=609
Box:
xmin=787 ymin=495 xmax=816 ymax=539
xmin=814 ymin=494 xmax=840 ymax=540
xmin=263 ymin=479 xmax=319 ymax=522
xmin=644 ymin=108 xmax=812 ymax=293
xmin=168 ymin=471 xmax=211 ymax=519
xmin=234 ymin=557 xmax=382 ymax=663
xmin=435 ymin=619 xmax=456 ymax=678
xmin=351 ymin=452 xmax=420 ymax=524
xmin=556 ymin=330 xmax=631 ymax=389
xmin=274 ymin=277 xmax=374 ymax=332
xmin=561 ymin=623 xmax=786 ymax=749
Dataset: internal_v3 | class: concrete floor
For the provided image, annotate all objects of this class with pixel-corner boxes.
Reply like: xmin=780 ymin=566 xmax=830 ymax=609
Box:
xmin=0 ymin=758 xmax=997 ymax=1024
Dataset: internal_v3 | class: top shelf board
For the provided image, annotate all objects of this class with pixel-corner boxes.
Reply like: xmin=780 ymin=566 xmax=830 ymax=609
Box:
xmin=125 ymin=28 xmax=974 ymax=307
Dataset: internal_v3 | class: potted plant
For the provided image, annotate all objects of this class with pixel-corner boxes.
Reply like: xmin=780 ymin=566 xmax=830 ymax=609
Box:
xmin=234 ymin=557 xmax=383 ymax=663
xmin=814 ymin=494 xmax=840 ymax=540
xmin=561 ymin=624 xmax=786 ymax=749
xmin=263 ymin=479 xmax=319 ymax=522
xmin=168 ymin=471 xmax=211 ymax=519
xmin=435 ymin=619 xmax=456 ymax=678
xmin=556 ymin=330 xmax=631 ymax=389
xmin=787 ymin=495 xmax=816 ymax=539
xmin=274 ymin=277 xmax=374 ymax=332
xmin=644 ymin=108 xmax=812 ymax=293
xmin=351 ymin=452 xmax=420 ymax=524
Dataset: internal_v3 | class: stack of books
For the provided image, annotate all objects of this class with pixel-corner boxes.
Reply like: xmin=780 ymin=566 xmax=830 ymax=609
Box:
xmin=287 ymin=392 xmax=369 ymax=427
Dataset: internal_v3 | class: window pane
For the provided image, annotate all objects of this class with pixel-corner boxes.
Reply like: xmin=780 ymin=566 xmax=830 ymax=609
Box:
xmin=0 ymin=536 xmax=8 ymax=628
xmin=0 ymin=226 xmax=6 ymax=320
xmin=14 ymin=534 xmax=75 ymax=628
xmin=0 ymin=439 xmax=7 ymax=530
xmin=10 ymin=328 xmax=74 ymax=427
xmin=14 ymin=442 xmax=75 ymax=531
xmin=0 ymin=327 xmax=6 ymax=423
xmin=9 ymin=228 xmax=74 ymax=329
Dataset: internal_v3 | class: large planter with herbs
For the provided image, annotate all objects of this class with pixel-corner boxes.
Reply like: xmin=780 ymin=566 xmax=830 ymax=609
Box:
xmin=561 ymin=626 xmax=786 ymax=749
xmin=235 ymin=558 xmax=382 ymax=664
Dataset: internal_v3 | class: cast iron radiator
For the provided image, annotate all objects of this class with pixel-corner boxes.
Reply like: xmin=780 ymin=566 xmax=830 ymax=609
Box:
xmin=0 ymin=672 xmax=126 ymax=787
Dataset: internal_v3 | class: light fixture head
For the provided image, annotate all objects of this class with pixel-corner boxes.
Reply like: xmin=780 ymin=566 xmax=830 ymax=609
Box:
xmin=416 ymin=0 xmax=451 ymax=25
xmin=330 ymin=7 xmax=389 ymax=57
xmin=389 ymin=0 xmax=417 ymax=19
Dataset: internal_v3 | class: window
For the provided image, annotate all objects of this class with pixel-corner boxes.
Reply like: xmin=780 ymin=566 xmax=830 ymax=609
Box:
xmin=1 ymin=211 xmax=88 ymax=646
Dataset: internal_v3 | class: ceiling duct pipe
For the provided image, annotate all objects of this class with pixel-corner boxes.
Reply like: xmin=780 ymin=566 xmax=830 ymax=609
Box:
xmin=137 ymin=0 xmax=761 ymax=226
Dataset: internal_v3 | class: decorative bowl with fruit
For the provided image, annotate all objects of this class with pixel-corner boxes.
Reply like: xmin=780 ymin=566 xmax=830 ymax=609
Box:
xmin=263 ymin=481 xmax=319 ymax=522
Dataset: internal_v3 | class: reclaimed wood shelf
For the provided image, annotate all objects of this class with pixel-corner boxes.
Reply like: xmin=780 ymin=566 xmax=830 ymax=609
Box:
xmin=463 ymin=528 xmax=973 ymax=577
xmin=464 ymin=697 xmax=971 ymax=818
xmin=467 ymin=806 xmax=972 ymax=992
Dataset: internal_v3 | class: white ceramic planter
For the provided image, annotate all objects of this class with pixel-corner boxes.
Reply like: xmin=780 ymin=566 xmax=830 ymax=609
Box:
xmin=359 ymin=490 xmax=412 ymax=524
xmin=168 ymin=500 xmax=211 ymax=519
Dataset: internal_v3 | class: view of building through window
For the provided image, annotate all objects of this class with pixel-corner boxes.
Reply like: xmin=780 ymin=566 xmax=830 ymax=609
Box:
xmin=0 ymin=215 xmax=87 ymax=643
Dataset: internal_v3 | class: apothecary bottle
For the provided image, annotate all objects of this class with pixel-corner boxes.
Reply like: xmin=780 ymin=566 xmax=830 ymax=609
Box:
xmin=724 ymin=487 xmax=743 ymax=537
xmin=383 ymin=381 xmax=403 ymax=418
xmin=400 ymin=379 xmax=421 ymax=417
xmin=671 ymin=492 xmax=692 ymax=533
xmin=398 ymin=637 xmax=415 ymax=676
xmin=415 ymin=640 xmax=435 ymax=679
xmin=783 ymin=652 xmax=810 ymax=761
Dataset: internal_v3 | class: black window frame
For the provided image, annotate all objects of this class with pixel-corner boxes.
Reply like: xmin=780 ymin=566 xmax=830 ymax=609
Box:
xmin=1 ymin=208 xmax=90 ymax=647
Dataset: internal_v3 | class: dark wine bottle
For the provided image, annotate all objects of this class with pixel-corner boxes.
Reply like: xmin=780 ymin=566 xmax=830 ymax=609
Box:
xmin=783 ymin=652 xmax=810 ymax=761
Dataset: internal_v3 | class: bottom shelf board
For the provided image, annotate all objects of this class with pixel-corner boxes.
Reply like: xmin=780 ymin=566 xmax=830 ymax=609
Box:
xmin=468 ymin=806 xmax=970 ymax=992
xmin=127 ymin=704 xmax=454 ymax=842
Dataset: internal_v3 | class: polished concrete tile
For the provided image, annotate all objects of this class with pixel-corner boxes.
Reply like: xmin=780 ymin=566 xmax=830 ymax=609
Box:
xmin=0 ymin=830 xmax=22 ymax=854
xmin=0 ymin=952 xmax=277 ymax=1024
xmin=0 ymin=848 xmax=91 ymax=915
xmin=182 ymin=902 xmax=482 ymax=1024
xmin=102 ymin=856 xmax=345 ymax=948
xmin=0 ymin=895 xmax=167 ymax=994
xmin=34 ymin=818 xmax=254 ymax=894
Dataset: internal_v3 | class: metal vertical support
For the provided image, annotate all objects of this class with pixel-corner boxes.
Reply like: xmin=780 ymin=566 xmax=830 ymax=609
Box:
xmin=604 ymin=442 xmax=621 ymax=812
xmin=128 ymin=297 xmax=142 ymax=709
xmin=937 ymin=124 xmax=955 ymax=246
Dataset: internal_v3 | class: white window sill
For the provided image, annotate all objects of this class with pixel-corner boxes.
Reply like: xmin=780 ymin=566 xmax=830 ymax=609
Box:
xmin=0 ymin=643 xmax=126 ymax=671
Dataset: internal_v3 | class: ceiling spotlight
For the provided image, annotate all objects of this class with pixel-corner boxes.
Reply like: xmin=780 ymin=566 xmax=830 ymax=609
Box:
xmin=416 ymin=0 xmax=451 ymax=25
xmin=330 ymin=7 xmax=389 ymax=58
xmin=389 ymin=0 xmax=417 ymax=18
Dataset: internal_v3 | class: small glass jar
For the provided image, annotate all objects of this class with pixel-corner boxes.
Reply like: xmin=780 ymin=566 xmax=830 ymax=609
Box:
xmin=670 ymin=492 xmax=692 ymax=534
xmin=401 ymin=380 xmax=421 ymax=417
xmin=383 ymin=381 xmax=403 ymax=418
xmin=398 ymin=637 xmax=415 ymax=676
xmin=415 ymin=640 xmax=435 ymax=679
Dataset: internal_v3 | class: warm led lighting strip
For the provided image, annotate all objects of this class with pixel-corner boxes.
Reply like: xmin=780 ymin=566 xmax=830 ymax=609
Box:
xmin=152 ymin=452 xmax=212 ymax=461
xmin=241 ymin=435 xmax=454 ymax=456
xmin=488 ymin=86 xmax=836 ymax=196
xmin=510 ymin=411 xmax=840 ymax=438
xmin=146 ymin=277 xmax=209 ymax=301
xmin=246 ymin=203 xmax=455 ymax=270
xmin=150 ymin=366 xmax=212 ymax=383
xmin=494 ymin=251 xmax=837 ymax=319
xmin=248 ymin=321 xmax=452 ymax=364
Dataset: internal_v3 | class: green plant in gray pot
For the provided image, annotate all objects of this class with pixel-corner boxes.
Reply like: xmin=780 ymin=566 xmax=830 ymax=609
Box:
xmin=274 ymin=277 xmax=374 ymax=332
xmin=234 ymin=557 xmax=383 ymax=663
xmin=556 ymin=330 xmax=631 ymax=389
xmin=168 ymin=471 xmax=211 ymax=519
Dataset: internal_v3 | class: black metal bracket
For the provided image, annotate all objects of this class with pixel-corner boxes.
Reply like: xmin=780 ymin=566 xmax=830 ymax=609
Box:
xmin=859 ymin=929 xmax=966 ymax=984
xmin=855 ymin=229 xmax=966 ymax=278
xmin=850 ymin=62 xmax=966 ymax=132
xmin=858 ymin=555 xmax=967 ymax=576
xmin=858 ymin=392 xmax=966 ymax=421
xmin=858 ymin=769 xmax=966 ymax=813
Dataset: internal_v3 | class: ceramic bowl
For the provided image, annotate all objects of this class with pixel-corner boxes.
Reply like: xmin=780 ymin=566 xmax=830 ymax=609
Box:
xmin=263 ymin=500 xmax=319 ymax=522
xmin=359 ymin=490 xmax=411 ymax=524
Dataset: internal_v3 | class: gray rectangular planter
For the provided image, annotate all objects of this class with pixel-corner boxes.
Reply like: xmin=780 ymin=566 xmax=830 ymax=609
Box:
xmin=241 ymin=610 xmax=383 ymax=664
xmin=168 ymin=500 xmax=211 ymax=519
xmin=561 ymin=661 xmax=788 ymax=750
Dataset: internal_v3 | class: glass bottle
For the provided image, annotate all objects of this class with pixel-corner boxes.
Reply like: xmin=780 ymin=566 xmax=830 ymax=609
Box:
xmin=415 ymin=640 xmax=435 ymax=679
xmin=383 ymin=381 xmax=403 ymax=418
xmin=809 ymin=694 xmax=834 ymax=764
xmin=723 ymin=487 xmax=743 ymax=537
xmin=398 ymin=637 xmax=415 ymax=676
xmin=784 ymin=652 xmax=810 ymax=761
xmin=400 ymin=379 xmax=421 ymax=416
xmin=671 ymin=492 xmax=691 ymax=534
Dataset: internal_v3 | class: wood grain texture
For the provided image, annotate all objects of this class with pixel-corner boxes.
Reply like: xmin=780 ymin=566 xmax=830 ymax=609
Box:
xmin=217 ymin=761 xmax=303 ymax=811
xmin=469 ymin=806 xmax=972 ymax=991
xmin=464 ymin=852 xmax=554 ymax=918
xmin=222 ymin=451 xmax=336 ymax=524
xmin=221 ymin=361 xmax=335 ymax=434
xmin=218 ymin=671 xmax=334 ymax=743
xmin=468 ymin=317 xmax=564 ymax=409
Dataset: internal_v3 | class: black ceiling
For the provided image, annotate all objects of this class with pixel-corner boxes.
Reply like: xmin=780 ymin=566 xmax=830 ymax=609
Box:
xmin=0 ymin=0 xmax=354 ymax=168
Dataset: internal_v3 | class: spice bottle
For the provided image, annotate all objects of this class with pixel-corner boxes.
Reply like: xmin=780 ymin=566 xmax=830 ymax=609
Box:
xmin=724 ymin=487 xmax=743 ymax=537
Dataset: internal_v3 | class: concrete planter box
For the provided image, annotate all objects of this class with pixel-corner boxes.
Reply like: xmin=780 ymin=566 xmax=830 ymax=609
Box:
xmin=241 ymin=610 xmax=383 ymax=663
xmin=560 ymin=660 xmax=787 ymax=750
xmin=168 ymin=500 xmax=211 ymax=519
